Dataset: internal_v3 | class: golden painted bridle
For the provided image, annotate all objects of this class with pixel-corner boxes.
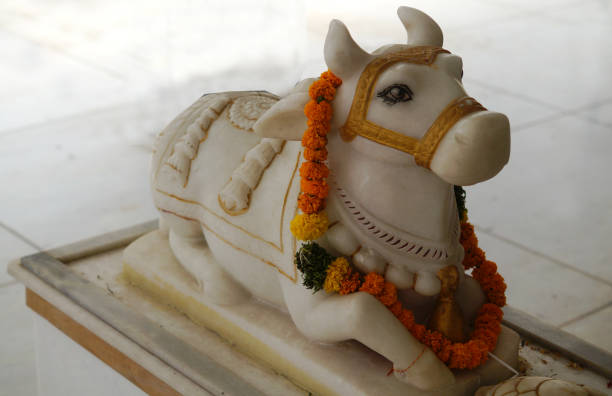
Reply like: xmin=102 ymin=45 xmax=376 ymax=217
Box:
xmin=340 ymin=46 xmax=486 ymax=169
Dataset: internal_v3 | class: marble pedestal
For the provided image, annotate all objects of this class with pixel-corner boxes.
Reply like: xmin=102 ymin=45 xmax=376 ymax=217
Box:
xmin=123 ymin=230 xmax=521 ymax=396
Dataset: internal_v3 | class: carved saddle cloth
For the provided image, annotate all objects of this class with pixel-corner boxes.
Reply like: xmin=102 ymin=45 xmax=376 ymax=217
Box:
xmin=152 ymin=92 xmax=301 ymax=282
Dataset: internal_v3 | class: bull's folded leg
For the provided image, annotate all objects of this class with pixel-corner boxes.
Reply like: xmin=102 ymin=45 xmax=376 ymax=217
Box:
xmin=283 ymin=285 xmax=455 ymax=391
xmin=168 ymin=228 xmax=249 ymax=305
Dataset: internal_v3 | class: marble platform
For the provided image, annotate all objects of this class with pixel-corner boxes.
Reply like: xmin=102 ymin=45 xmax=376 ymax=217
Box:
xmin=123 ymin=230 xmax=521 ymax=396
xmin=7 ymin=222 xmax=612 ymax=395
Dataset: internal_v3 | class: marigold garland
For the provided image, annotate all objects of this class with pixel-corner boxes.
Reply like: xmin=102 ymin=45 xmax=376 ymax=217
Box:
xmin=291 ymin=70 xmax=506 ymax=371
xmin=312 ymin=219 xmax=506 ymax=370
xmin=291 ymin=71 xmax=342 ymax=238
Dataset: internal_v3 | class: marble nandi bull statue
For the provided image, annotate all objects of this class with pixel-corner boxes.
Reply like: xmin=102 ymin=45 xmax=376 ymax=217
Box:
xmin=150 ymin=7 xmax=510 ymax=391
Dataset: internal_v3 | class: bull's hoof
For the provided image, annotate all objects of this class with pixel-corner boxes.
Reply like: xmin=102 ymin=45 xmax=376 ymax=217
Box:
xmin=392 ymin=347 xmax=455 ymax=391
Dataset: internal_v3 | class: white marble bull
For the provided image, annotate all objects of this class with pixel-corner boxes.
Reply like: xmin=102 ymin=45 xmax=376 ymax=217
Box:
xmin=150 ymin=7 xmax=510 ymax=391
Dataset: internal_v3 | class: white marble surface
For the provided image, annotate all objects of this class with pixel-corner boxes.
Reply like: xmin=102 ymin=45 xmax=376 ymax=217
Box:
xmin=1 ymin=0 xmax=611 ymax=394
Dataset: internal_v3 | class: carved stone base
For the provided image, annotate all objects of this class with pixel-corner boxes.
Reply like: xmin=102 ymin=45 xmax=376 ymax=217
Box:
xmin=123 ymin=230 xmax=520 ymax=396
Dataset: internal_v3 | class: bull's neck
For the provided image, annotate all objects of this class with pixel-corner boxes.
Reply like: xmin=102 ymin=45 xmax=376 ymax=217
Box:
xmin=327 ymin=133 xmax=456 ymax=244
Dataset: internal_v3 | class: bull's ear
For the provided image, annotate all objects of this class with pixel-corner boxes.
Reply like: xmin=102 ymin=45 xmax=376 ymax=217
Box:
xmin=253 ymin=79 xmax=314 ymax=140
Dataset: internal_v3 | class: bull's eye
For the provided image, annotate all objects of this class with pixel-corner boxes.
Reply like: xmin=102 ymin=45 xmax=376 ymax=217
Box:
xmin=377 ymin=84 xmax=413 ymax=105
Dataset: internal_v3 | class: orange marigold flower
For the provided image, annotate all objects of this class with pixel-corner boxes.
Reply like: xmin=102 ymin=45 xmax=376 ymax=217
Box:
xmin=477 ymin=303 xmax=503 ymax=321
xmin=438 ymin=343 xmax=453 ymax=362
xmin=320 ymin=70 xmax=342 ymax=87
xmin=463 ymin=246 xmax=485 ymax=270
xmin=306 ymin=118 xmax=331 ymax=136
xmin=460 ymin=221 xmax=486 ymax=270
xmin=398 ymin=309 xmax=415 ymax=329
xmin=472 ymin=328 xmax=498 ymax=350
xmin=298 ymin=194 xmax=325 ymax=214
xmin=411 ymin=323 xmax=427 ymax=340
xmin=467 ymin=339 xmax=489 ymax=367
xmin=460 ymin=221 xmax=476 ymax=243
xmin=377 ymin=282 xmax=398 ymax=307
xmin=300 ymin=162 xmax=329 ymax=180
xmin=303 ymin=147 xmax=328 ymax=162
xmin=339 ymin=271 xmax=361 ymax=295
xmin=476 ymin=271 xmax=507 ymax=307
xmin=487 ymin=291 xmax=507 ymax=307
xmin=301 ymin=129 xmax=328 ymax=149
xmin=304 ymin=100 xmax=332 ymax=122
xmin=427 ymin=330 xmax=448 ymax=353
xmin=474 ymin=260 xmax=497 ymax=277
xmin=309 ymin=79 xmax=336 ymax=102
xmin=474 ymin=315 xmax=502 ymax=335
xmin=359 ymin=272 xmax=385 ymax=296
xmin=448 ymin=343 xmax=473 ymax=369
xmin=389 ymin=300 xmax=403 ymax=316
xmin=300 ymin=178 xmax=329 ymax=199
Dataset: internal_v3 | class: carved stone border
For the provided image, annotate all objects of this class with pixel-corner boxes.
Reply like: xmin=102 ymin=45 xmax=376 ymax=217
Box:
xmin=8 ymin=220 xmax=612 ymax=392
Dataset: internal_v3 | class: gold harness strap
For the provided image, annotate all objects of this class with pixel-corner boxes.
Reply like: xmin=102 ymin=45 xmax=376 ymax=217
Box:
xmin=340 ymin=46 xmax=486 ymax=169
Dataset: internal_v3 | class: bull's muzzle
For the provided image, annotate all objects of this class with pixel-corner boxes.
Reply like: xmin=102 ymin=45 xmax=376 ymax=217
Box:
xmin=430 ymin=110 xmax=510 ymax=186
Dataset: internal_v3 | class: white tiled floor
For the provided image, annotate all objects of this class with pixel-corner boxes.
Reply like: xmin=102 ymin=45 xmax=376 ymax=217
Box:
xmin=469 ymin=114 xmax=612 ymax=284
xmin=0 ymin=228 xmax=36 ymax=285
xmin=1 ymin=1 xmax=611 ymax=394
xmin=0 ymin=286 xmax=37 ymax=396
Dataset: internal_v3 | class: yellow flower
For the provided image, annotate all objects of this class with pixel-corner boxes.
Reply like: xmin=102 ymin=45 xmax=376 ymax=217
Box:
xmin=324 ymin=257 xmax=350 ymax=293
xmin=290 ymin=211 xmax=328 ymax=241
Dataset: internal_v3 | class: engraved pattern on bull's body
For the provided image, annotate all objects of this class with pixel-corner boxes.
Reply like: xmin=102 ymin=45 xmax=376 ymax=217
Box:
xmin=335 ymin=186 xmax=459 ymax=260
xmin=228 ymin=94 xmax=277 ymax=131
xmin=163 ymin=95 xmax=230 ymax=187
xmin=219 ymin=137 xmax=286 ymax=215
xmin=151 ymin=7 xmax=511 ymax=392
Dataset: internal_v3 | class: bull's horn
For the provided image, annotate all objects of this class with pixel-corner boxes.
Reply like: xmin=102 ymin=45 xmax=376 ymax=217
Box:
xmin=324 ymin=19 xmax=371 ymax=78
xmin=397 ymin=7 xmax=443 ymax=47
